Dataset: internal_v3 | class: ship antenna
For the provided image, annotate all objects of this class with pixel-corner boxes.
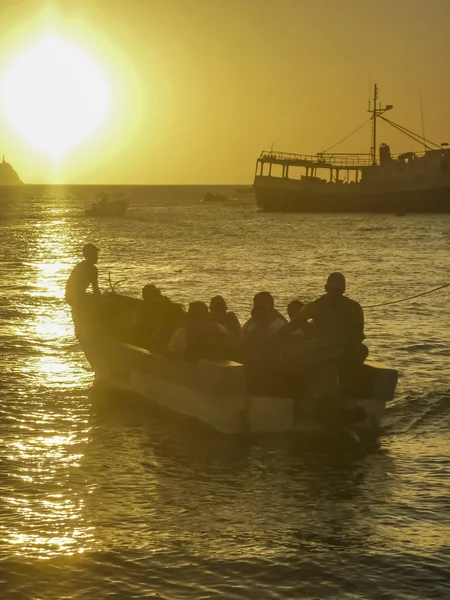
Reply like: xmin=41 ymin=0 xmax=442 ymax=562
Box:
xmin=371 ymin=83 xmax=378 ymax=165
xmin=368 ymin=83 xmax=393 ymax=165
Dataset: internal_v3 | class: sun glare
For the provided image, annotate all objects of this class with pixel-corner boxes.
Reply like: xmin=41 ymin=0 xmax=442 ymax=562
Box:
xmin=0 ymin=34 xmax=111 ymax=158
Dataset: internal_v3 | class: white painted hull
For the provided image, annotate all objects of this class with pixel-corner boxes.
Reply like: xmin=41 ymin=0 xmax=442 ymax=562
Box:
xmin=81 ymin=331 xmax=397 ymax=436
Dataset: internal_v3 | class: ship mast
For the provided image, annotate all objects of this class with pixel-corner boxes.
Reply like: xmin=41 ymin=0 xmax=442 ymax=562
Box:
xmin=372 ymin=84 xmax=378 ymax=165
xmin=369 ymin=83 xmax=393 ymax=164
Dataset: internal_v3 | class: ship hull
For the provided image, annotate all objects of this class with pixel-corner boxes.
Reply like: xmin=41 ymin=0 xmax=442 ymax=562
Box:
xmin=254 ymin=176 xmax=450 ymax=213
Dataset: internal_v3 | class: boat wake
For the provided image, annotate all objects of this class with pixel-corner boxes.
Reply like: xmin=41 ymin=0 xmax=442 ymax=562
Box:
xmin=398 ymin=342 xmax=448 ymax=353
xmin=384 ymin=390 xmax=450 ymax=434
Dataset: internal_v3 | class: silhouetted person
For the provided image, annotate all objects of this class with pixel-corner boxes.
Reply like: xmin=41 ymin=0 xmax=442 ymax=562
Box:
xmin=209 ymin=295 xmax=241 ymax=339
xmin=65 ymin=243 xmax=101 ymax=308
xmin=239 ymin=304 xmax=277 ymax=364
xmin=288 ymin=272 xmax=367 ymax=363
xmin=139 ymin=284 xmax=185 ymax=352
xmin=168 ymin=301 xmax=232 ymax=361
xmin=142 ymin=284 xmax=163 ymax=308
xmin=65 ymin=243 xmax=101 ymax=337
xmin=241 ymin=291 xmax=286 ymax=335
xmin=139 ymin=284 xmax=164 ymax=334
xmin=239 ymin=304 xmax=281 ymax=394
xmin=276 ymin=299 xmax=311 ymax=368
xmin=287 ymin=299 xmax=304 ymax=321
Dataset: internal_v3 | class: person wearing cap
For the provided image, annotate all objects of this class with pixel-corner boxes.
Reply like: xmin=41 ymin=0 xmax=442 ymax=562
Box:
xmin=65 ymin=243 xmax=101 ymax=309
xmin=209 ymin=295 xmax=241 ymax=339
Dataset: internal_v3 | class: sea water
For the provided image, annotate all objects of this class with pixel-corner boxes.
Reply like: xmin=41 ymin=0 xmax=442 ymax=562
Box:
xmin=0 ymin=186 xmax=449 ymax=599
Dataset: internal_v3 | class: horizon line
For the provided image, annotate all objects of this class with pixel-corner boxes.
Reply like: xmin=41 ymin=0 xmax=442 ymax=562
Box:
xmin=11 ymin=182 xmax=254 ymax=187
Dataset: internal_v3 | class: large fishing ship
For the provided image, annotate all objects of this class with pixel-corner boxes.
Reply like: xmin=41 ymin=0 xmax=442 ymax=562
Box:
xmin=253 ymin=85 xmax=450 ymax=213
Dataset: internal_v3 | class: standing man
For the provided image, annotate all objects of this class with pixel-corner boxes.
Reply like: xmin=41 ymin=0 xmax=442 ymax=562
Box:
xmin=65 ymin=243 xmax=101 ymax=335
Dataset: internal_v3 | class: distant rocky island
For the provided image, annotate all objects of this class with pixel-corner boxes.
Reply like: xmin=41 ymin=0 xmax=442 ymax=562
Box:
xmin=0 ymin=156 xmax=22 ymax=185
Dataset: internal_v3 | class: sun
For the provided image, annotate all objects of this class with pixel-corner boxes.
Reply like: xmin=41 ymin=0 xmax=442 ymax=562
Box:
xmin=0 ymin=34 xmax=112 ymax=158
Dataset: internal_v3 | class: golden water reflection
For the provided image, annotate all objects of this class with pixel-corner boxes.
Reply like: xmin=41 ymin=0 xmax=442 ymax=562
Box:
xmin=1 ymin=216 xmax=97 ymax=559
xmin=3 ymin=415 xmax=94 ymax=559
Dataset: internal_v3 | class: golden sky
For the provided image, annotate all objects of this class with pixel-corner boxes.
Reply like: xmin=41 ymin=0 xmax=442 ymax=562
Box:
xmin=0 ymin=0 xmax=449 ymax=184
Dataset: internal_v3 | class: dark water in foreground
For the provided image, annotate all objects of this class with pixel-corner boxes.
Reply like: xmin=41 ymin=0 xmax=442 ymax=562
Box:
xmin=1 ymin=185 xmax=449 ymax=599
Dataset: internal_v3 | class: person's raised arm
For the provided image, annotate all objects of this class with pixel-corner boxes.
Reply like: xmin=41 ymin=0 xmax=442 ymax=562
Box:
xmin=274 ymin=301 xmax=315 ymax=339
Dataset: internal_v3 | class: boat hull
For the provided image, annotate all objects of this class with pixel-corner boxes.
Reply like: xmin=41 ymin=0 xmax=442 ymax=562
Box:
xmin=85 ymin=199 xmax=129 ymax=217
xmin=79 ymin=329 xmax=397 ymax=436
xmin=254 ymin=175 xmax=450 ymax=213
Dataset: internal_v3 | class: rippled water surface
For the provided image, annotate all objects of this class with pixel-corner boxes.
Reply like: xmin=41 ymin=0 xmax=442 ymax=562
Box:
xmin=1 ymin=186 xmax=449 ymax=599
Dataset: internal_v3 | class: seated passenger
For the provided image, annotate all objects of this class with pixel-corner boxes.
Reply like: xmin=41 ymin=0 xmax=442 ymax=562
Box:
xmin=151 ymin=300 xmax=186 ymax=353
xmin=239 ymin=304 xmax=278 ymax=365
xmin=287 ymin=299 xmax=308 ymax=336
xmin=277 ymin=299 xmax=310 ymax=367
xmin=241 ymin=291 xmax=287 ymax=335
xmin=209 ymin=295 xmax=241 ymax=339
xmin=286 ymin=272 xmax=368 ymax=364
xmin=142 ymin=284 xmax=166 ymax=311
xmin=238 ymin=304 xmax=281 ymax=394
xmin=139 ymin=284 xmax=185 ymax=352
xmin=287 ymin=299 xmax=304 ymax=321
xmin=137 ymin=284 xmax=163 ymax=345
xmin=168 ymin=301 xmax=232 ymax=361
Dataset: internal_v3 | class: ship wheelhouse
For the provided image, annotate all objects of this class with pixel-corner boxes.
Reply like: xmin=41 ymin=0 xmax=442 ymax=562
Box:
xmin=255 ymin=147 xmax=450 ymax=188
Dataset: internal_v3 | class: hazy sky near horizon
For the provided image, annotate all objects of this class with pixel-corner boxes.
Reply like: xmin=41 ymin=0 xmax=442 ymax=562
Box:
xmin=0 ymin=0 xmax=449 ymax=184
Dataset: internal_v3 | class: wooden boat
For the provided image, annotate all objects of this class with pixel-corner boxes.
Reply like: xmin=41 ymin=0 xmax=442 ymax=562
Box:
xmin=77 ymin=296 xmax=398 ymax=436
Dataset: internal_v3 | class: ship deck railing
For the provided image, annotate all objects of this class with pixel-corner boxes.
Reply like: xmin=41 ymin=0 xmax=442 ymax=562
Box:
xmin=258 ymin=148 xmax=445 ymax=169
xmin=258 ymin=151 xmax=374 ymax=168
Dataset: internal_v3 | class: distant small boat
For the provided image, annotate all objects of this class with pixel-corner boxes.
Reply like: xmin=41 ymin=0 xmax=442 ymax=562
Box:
xmin=86 ymin=195 xmax=129 ymax=217
xmin=202 ymin=191 xmax=228 ymax=203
